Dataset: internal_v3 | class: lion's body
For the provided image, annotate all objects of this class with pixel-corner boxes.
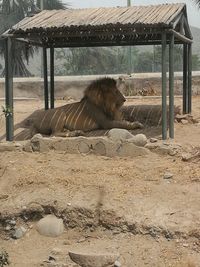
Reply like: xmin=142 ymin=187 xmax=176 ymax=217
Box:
xmin=29 ymin=77 xmax=143 ymax=137
xmin=31 ymin=99 xmax=98 ymax=135
xmin=121 ymin=105 xmax=181 ymax=127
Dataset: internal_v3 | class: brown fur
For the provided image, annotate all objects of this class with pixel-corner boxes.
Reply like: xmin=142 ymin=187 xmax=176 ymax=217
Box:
xmin=84 ymin=77 xmax=125 ymax=121
xmin=13 ymin=77 xmax=143 ymax=140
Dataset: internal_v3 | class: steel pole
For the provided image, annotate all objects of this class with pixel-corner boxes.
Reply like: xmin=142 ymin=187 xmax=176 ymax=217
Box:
xmin=188 ymin=44 xmax=192 ymax=113
xmin=127 ymin=0 xmax=132 ymax=74
xmin=169 ymin=33 xmax=174 ymax=139
xmin=40 ymin=0 xmax=44 ymax=78
xmin=161 ymin=32 xmax=167 ymax=140
xmin=40 ymin=0 xmax=44 ymax=9
xmin=50 ymin=47 xmax=55 ymax=109
xmin=183 ymin=44 xmax=188 ymax=114
xmin=43 ymin=47 xmax=49 ymax=110
xmin=5 ymin=38 xmax=14 ymax=141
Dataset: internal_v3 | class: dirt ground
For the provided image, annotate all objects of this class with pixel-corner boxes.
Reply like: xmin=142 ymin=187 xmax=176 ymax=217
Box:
xmin=0 ymin=96 xmax=200 ymax=267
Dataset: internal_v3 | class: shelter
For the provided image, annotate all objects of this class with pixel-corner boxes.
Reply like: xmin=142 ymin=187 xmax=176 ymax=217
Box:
xmin=2 ymin=3 xmax=192 ymax=141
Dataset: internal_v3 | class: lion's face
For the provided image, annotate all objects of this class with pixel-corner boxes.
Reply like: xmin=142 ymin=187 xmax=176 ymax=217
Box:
xmin=84 ymin=77 xmax=125 ymax=120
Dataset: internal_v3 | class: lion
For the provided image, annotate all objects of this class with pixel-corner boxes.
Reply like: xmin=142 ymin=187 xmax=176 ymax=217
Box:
xmin=14 ymin=77 xmax=143 ymax=139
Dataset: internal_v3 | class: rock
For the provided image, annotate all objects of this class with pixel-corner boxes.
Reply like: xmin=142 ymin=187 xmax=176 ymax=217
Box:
xmin=163 ymin=172 xmax=173 ymax=179
xmin=78 ymin=142 xmax=90 ymax=154
xmin=12 ymin=226 xmax=27 ymax=239
xmin=181 ymin=119 xmax=189 ymax=125
xmin=50 ymin=248 xmax=62 ymax=257
xmin=68 ymin=251 xmax=119 ymax=267
xmin=117 ymin=142 xmax=149 ymax=157
xmin=181 ymin=152 xmax=200 ymax=162
xmin=114 ymin=260 xmax=121 ymax=267
xmin=31 ymin=134 xmax=50 ymax=152
xmin=36 ymin=215 xmax=64 ymax=237
xmin=107 ymin=128 xmax=134 ymax=142
xmin=145 ymin=142 xmax=159 ymax=150
xmin=23 ymin=140 xmax=33 ymax=152
xmin=93 ymin=141 xmax=106 ymax=156
xmin=156 ymin=145 xmax=171 ymax=155
xmin=9 ymin=219 xmax=16 ymax=226
xmin=181 ymin=152 xmax=192 ymax=161
xmin=176 ymin=114 xmax=194 ymax=123
xmin=128 ymin=134 xmax=147 ymax=147
xmin=5 ymin=225 xmax=11 ymax=231
xmin=150 ymin=138 xmax=158 ymax=143
xmin=48 ymin=256 xmax=56 ymax=261
xmin=0 ymin=142 xmax=22 ymax=152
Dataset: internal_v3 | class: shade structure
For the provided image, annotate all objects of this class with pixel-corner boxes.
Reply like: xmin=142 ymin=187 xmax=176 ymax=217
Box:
xmin=1 ymin=3 xmax=193 ymax=141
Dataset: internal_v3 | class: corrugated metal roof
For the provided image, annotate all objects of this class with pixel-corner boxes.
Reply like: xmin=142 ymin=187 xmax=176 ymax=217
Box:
xmin=11 ymin=3 xmax=185 ymax=33
xmin=4 ymin=3 xmax=192 ymax=47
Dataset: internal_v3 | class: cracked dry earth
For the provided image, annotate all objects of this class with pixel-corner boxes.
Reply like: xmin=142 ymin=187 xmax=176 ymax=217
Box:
xmin=0 ymin=96 xmax=200 ymax=267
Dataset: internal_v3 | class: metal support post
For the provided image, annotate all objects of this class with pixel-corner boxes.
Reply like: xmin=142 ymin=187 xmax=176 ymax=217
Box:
xmin=5 ymin=37 xmax=14 ymax=141
xmin=127 ymin=0 xmax=132 ymax=74
xmin=161 ymin=32 xmax=167 ymax=140
xmin=188 ymin=43 xmax=192 ymax=113
xmin=183 ymin=44 xmax=188 ymax=114
xmin=50 ymin=47 xmax=55 ymax=109
xmin=43 ymin=47 xmax=49 ymax=110
xmin=169 ymin=33 xmax=174 ymax=139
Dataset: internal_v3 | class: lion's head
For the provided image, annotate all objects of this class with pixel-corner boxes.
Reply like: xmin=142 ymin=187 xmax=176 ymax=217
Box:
xmin=84 ymin=77 xmax=126 ymax=120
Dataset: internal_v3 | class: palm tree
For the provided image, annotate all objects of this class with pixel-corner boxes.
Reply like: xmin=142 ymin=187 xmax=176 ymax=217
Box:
xmin=36 ymin=0 xmax=67 ymax=9
xmin=0 ymin=0 xmax=67 ymax=77
xmin=192 ymin=0 xmax=200 ymax=8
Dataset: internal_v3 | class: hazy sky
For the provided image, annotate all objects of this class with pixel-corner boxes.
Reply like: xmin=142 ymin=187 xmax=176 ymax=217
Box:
xmin=65 ymin=0 xmax=200 ymax=28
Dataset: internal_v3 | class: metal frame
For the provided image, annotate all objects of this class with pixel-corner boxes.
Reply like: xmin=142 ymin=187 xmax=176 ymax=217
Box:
xmin=5 ymin=37 xmax=14 ymax=141
xmin=169 ymin=33 xmax=175 ymax=139
xmin=3 ymin=5 xmax=193 ymax=141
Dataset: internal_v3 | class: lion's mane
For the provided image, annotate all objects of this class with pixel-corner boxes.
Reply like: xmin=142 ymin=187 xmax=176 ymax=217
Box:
xmin=84 ymin=77 xmax=125 ymax=120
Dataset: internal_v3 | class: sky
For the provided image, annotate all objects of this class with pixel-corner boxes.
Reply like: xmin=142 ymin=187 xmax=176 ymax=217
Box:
xmin=65 ymin=0 xmax=200 ymax=28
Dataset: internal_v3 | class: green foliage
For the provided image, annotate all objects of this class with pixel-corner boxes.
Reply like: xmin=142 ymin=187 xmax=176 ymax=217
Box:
xmin=0 ymin=249 xmax=9 ymax=267
xmin=2 ymin=105 xmax=13 ymax=117
xmin=55 ymin=45 xmax=200 ymax=75
xmin=55 ymin=46 xmax=139 ymax=75
xmin=0 ymin=0 xmax=66 ymax=77
xmin=36 ymin=0 xmax=66 ymax=9
xmin=192 ymin=54 xmax=200 ymax=70
xmin=192 ymin=0 xmax=200 ymax=8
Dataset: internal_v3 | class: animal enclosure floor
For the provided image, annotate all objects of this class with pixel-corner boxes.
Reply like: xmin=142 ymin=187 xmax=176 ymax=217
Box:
xmin=0 ymin=96 xmax=200 ymax=267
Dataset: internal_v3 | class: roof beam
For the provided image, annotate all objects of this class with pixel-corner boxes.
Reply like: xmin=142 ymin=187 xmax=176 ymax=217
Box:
xmin=169 ymin=29 xmax=192 ymax=44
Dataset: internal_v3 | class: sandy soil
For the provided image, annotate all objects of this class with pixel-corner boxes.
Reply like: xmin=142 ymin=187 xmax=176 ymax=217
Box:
xmin=0 ymin=96 xmax=200 ymax=267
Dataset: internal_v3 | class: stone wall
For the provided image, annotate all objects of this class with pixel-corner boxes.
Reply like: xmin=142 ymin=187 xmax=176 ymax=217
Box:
xmin=0 ymin=72 xmax=199 ymax=100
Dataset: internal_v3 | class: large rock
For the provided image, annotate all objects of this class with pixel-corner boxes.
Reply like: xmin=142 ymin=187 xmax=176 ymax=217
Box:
xmin=117 ymin=142 xmax=149 ymax=157
xmin=0 ymin=142 xmax=23 ymax=152
xmin=36 ymin=215 xmax=64 ymax=237
xmin=69 ymin=251 xmax=119 ymax=267
xmin=128 ymin=133 xmax=147 ymax=147
xmin=107 ymin=129 xmax=147 ymax=147
xmin=12 ymin=226 xmax=27 ymax=239
xmin=107 ymin=128 xmax=134 ymax=142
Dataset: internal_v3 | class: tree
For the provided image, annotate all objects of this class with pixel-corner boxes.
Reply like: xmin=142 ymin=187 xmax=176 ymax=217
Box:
xmin=192 ymin=0 xmax=200 ymax=8
xmin=36 ymin=0 xmax=66 ymax=9
xmin=0 ymin=0 xmax=67 ymax=77
xmin=192 ymin=54 xmax=200 ymax=70
xmin=55 ymin=47 xmax=120 ymax=76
